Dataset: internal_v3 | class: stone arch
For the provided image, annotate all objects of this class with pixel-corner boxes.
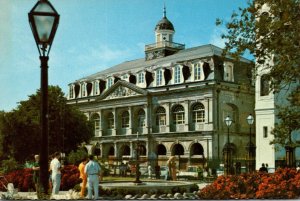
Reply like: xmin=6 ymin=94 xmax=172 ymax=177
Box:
xmin=138 ymin=144 xmax=147 ymax=156
xmin=190 ymin=142 xmax=204 ymax=156
xmin=155 ymin=106 xmax=166 ymax=126
xmin=171 ymin=104 xmax=185 ymax=125
xmin=108 ymin=146 xmax=115 ymax=156
xmin=90 ymin=113 xmax=100 ymax=134
xmin=222 ymin=142 xmax=237 ymax=154
xmin=157 ymin=144 xmax=167 ymax=155
xmin=171 ymin=143 xmax=185 ymax=156
xmin=119 ymin=144 xmax=131 ymax=157
xmin=93 ymin=143 xmax=101 ymax=157
xmin=190 ymin=102 xmax=205 ymax=123
xmin=223 ymin=103 xmax=239 ymax=131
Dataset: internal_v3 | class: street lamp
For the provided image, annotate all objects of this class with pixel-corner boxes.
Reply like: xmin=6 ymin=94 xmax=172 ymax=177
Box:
xmin=133 ymin=132 xmax=142 ymax=184
xmin=28 ymin=0 xmax=59 ymax=197
xmin=246 ymin=114 xmax=255 ymax=173
xmin=223 ymin=115 xmax=232 ymax=176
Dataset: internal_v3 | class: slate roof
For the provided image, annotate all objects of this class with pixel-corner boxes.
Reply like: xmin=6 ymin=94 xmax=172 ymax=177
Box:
xmin=75 ymin=44 xmax=251 ymax=82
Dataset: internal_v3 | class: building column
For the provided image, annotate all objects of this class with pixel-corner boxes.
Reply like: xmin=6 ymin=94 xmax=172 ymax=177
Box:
xmin=129 ymin=106 xmax=133 ymax=134
xmin=99 ymin=110 xmax=103 ymax=137
xmin=112 ymin=108 xmax=117 ymax=136
xmin=204 ymin=95 xmax=212 ymax=123
xmin=184 ymin=100 xmax=189 ymax=131
xmin=165 ymin=103 xmax=171 ymax=132
xmin=144 ymin=105 xmax=149 ymax=134
xmin=130 ymin=141 xmax=133 ymax=157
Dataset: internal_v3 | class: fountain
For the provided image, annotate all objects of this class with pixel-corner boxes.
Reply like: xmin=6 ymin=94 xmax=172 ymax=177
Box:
xmin=100 ymin=133 xmax=198 ymax=196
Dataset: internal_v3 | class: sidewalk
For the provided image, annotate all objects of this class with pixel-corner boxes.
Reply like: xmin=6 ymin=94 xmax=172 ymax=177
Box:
xmin=0 ymin=191 xmax=73 ymax=200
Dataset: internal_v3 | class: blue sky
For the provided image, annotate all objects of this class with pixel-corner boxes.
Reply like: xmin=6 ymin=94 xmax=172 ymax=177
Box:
xmin=0 ymin=0 xmax=249 ymax=112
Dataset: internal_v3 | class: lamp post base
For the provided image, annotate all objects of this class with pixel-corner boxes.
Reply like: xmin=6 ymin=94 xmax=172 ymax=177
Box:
xmin=285 ymin=145 xmax=295 ymax=167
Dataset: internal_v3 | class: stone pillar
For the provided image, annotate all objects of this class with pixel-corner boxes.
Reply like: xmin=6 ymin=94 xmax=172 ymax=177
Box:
xmin=184 ymin=100 xmax=189 ymax=131
xmin=112 ymin=108 xmax=117 ymax=136
xmin=165 ymin=103 xmax=171 ymax=132
xmin=129 ymin=106 xmax=133 ymax=134
xmin=144 ymin=105 xmax=149 ymax=134
xmin=99 ymin=110 xmax=103 ymax=137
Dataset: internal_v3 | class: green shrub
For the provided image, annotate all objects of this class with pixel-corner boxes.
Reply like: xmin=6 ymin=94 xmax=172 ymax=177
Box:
xmin=67 ymin=148 xmax=88 ymax=165
xmin=1 ymin=157 xmax=20 ymax=173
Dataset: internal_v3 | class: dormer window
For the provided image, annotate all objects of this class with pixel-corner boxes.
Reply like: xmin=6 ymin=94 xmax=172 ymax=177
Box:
xmin=107 ymin=78 xmax=113 ymax=88
xmin=138 ymin=72 xmax=144 ymax=84
xmin=174 ymin=65 xmax=181 ymax=84
xmin=194 ymin=63 xmax=201 ymax=80
xmin=94 ymin=81 xmax=99 ymax=95
xmin=81 ymin=83 xmax=86 ymax=97
xmin=224 ymin=62 xmax=234 ymax=82
xmin=156 ymin=69 xmax=163 ymax=86
xmin=69 ymin=85 xmax=74 ymax=98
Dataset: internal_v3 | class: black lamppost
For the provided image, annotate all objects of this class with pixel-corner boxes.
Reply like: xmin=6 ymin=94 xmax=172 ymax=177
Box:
xmin=285 ymin=128 xmax=295 ymax=167
xmin=134 ymin=132 xmax=142 ymax=184
xmin=223 ymin=116 xmax=232 ymax=176
xmin=246 ymin=114 xmax=256 ymax=173
xmin=28 ymin=0 xmax=59 ymax=197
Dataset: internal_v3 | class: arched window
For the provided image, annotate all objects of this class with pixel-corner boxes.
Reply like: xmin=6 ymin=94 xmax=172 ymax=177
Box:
xmin=172 ymin=105 xmax=184 ymax=125
xmin=91 ymin=113 xmax=100 ymax=131
xmin=260 ymin=74 xmax=270 ymax=96
xmin=122 ymin=111 xmax=129 ymax=128
xmin=174 ymin=65 xmax=181 ymax=84
xmin=138 ymin=109 xmax=145 ymax=127
xmin=192 ymin=103 xmax=205 ymax=123
xmin=107 ymin=112 xmax=114 ymax=129
xmin=156 ymin=107 xmax=166 ymax=126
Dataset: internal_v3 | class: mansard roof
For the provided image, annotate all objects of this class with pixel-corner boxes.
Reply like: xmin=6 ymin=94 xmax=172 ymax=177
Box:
xmin=77 ymin=44 xmax=251 ymax=82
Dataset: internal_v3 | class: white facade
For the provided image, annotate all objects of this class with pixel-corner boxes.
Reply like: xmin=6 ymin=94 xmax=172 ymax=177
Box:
xmin=68 ymin=9 xmax=255 ymax=171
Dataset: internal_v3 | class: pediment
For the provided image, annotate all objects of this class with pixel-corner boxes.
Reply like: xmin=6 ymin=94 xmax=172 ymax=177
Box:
xmin=97 ymin=80 xmax=148 ymax=101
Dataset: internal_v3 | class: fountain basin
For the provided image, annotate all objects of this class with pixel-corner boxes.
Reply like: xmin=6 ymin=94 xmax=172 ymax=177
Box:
xmin=100 ymin=180 xmax=198 ymax=194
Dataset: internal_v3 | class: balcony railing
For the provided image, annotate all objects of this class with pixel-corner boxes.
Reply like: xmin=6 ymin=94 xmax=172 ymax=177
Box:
xmin=145 ymin=41 xmax=185 ymax=51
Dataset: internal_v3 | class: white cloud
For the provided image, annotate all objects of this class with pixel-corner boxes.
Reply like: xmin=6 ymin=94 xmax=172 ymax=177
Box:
xmin=78 ymin=45 xmax=133 ymax=67
xmin=209 ymin=27 xmax=227 ymax=48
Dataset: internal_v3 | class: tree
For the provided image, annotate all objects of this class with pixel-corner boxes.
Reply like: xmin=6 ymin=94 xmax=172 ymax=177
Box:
xmin=0 ymin=86 xmax=93 ymax=163
xmin=216 ymin=0 xmax=300 ymax=147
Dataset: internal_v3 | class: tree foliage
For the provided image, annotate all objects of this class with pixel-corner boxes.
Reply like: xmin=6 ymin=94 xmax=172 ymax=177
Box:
xmin=217 ymin=0 xmax=300 ymax=89
xmin=0 ymin=86 xmax=93 ymax=162
xmin=217 ymin=0 xmax=300 ymax=146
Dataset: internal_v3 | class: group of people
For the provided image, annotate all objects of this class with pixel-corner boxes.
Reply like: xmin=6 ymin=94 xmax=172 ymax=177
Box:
xmin=32 ymin=152 xmax=63 ymax=195
xmin=78 ymin=155 xmax=101 ymax=199
xmin=259 ymin=163 xmax=269 ymax=173
xmin=32 ymin=153 xmax=101 ymax=199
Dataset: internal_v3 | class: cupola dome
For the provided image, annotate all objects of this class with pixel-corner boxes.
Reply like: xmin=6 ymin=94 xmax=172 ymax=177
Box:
xmin=155 ymin=6 xmax=174 ymax=31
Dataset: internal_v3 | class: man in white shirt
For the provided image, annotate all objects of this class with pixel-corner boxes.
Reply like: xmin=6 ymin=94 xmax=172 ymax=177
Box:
xmin=50 ymin=152 xmax=62 ymax=195
xmin=84 ymin=155 xmax=101 ymax=199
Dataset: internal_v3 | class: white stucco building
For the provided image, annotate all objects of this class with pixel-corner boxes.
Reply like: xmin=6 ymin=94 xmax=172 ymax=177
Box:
xmin=67 ymin=8 xmax=255 ymax=171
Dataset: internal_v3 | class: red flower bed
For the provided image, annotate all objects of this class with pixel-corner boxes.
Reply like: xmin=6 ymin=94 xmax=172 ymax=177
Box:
xmin=0 ymin=165 xmax=80 ymax=192
xmin=198 ymin=168 xmax=300 ymax=199
xmin=0 ymin=168 xmax=34 ymax=192
xmin=60 ymin=164 xmax=81 ymax=190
